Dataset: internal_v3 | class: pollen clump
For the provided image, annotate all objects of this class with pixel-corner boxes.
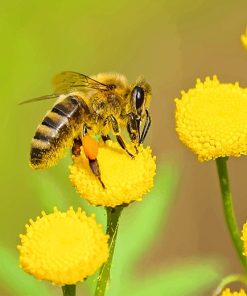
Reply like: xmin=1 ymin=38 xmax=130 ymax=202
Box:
xmin=241 ymin=27 xmax=247 ymax=50
xmin=83 ymin=134 xmax=99 ymax=160
xmin=17 ymin=207 xmax=109 ymax=286
xmin=175 ymin=76 xmax=247 ymax=161
xmin=220 ymin=288 xmax=247 ymax=296
xmin=69 ymin=140 xmax=156 ymax=207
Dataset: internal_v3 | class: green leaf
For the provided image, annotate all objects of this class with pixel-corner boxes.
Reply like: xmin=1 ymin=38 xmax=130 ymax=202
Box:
xmin=0 ymin=245 xmax=53 ymax=296
xmin=119 ymin=162 xmax=180 ymax=268
xmin=30 ymin=174 xmax=70 ymax=212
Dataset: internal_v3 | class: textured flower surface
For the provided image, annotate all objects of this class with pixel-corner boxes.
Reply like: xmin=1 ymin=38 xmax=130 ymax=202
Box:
xmin=241 ymin=221 xmax=247 ymax=257
xmin=221 ymin=288 xmax=247 ymax=296
xmin=175 ymin=76 xmax=247 ymax=161
xmin=69 ymin=140 xmax=156 ymax=207
xmin=18 ymin=207 xmax=109 ymax=286
xmin=241 ymin=27 xmax=247 ymax=50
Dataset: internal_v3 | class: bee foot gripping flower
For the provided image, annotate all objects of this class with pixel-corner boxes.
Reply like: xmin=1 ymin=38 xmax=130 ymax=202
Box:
xmin=17 ymin=207 xmax=109 ymax=286
xmin=175 ymin=76 xmax=247 ymax=161
xmin=69 ymin=140 xmax=156 ymax=207
xmin=220 ymin=288 xmax=247 ymax=296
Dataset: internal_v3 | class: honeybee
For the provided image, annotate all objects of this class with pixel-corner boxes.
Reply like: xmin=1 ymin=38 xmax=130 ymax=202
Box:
xmin=22 ymin=71 xmax=152 ymax=188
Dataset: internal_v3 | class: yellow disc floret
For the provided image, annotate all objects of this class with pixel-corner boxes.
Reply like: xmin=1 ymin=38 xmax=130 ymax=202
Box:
xmin=175 ymin=76 xmax=247 ymax=161
xmin=69 ymin=140 xmax=156 ymax=207
xmin=220 ymin=288 xmax=247 ymax=296
xmin=18 ymin=207 xmax=109 ymax=286
xmin=241 ymin=222 xmax=247 ymax=257
xmin=241 ymin=27 xmax=247 ymax=50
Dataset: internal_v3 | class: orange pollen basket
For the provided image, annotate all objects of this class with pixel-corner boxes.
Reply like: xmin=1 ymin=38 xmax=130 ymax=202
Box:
xmin=82 ymin=134 xmax=99 ymax=160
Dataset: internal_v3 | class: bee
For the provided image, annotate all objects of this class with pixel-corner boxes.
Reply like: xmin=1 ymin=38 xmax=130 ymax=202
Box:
xmin=21 ymin=71 xmax=152 ymax=188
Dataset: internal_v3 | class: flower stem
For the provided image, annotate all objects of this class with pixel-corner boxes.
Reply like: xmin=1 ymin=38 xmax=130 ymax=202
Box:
xmin=216 ymin=157 xmax=247 ymax=272
xmin=62 ymin=285 xmax=76 ymax=296
xmin=95 ymin=205 xmax=125 ymax=296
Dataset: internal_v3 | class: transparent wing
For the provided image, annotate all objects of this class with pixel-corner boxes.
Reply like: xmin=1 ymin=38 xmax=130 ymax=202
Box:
xmin=52 ymin=71 xmax=110 ymax=94
xmin=19 ymin=71 xmax=110 ymax=105
xmin=19 ymin=94 xmax=58 ymax=105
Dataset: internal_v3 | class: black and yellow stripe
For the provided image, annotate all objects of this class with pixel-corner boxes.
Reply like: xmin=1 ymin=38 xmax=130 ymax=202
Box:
xmin=30 ymin=95 xmax=87 ymax=169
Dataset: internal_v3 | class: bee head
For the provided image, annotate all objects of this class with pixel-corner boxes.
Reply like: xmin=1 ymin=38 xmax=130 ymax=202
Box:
xmin=130 ymin=78 xmax=152 ymax=119
xmin=127 ymin=78 xmax=152 ymax=144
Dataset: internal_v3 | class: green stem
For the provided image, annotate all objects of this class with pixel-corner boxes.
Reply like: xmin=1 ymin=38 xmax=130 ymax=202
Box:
xmin=62 ymin=285 xmax=76 ymax=296
xmin=216 ymin=157 xmax=247 ymax=272
xmin=95 ymin=205 xmax=125 ymax=296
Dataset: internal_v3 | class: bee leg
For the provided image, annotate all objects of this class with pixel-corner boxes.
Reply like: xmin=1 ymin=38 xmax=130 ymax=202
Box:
xmin=116 ymin=135 xmax=135 ymax=158
xmin=109 ymin=115 xmax=134 ymax=158
xmin=82 ymin=131 xmax=105 ymax=189
xmin=72 ymin=124 xmax=88 ymax=156
xmin=88 ymin=159 xmax=105 ymax=189
xmin=101 ymin=135 xmax=111 ymax=142
xmin=72 ymin=137 xmax=82 ymax=156
xmin=126 ymin=113 xmax=140 ymax=153
xmin=139 ymin=109 xmax=151 ymax=144
xmin=127 ymin=124 xmax=138 ymax=154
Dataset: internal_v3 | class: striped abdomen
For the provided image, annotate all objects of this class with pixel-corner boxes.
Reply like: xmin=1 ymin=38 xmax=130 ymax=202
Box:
xmin=30 ymin=95 xmax=87 ymax=169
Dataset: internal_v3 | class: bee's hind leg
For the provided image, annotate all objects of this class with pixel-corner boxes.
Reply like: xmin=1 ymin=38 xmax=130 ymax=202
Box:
xmin=82 ymin=128 xmax=105 ymax=189
xmin=88 ymin=158 xmax=105 ymax=189
xmin=71 ymin=127 xmax=105 ymax=189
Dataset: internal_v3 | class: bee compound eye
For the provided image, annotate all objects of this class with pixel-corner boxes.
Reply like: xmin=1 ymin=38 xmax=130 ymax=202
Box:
xmin=132 ymin=86 xmax=145 ymax=110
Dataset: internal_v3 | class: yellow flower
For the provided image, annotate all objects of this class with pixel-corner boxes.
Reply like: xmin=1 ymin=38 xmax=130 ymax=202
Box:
xmin=220 ymin=288 xmax=247 ymax=296
xmin=69 ymin=140 xmax=156 ymax=207
xmin=18 ymin=207 xmax=109 ymax=286
xmin=241 ymin=221 xmax=247 ymax=256
xmin=241 ymin=27 xmax=247 ymax=50
xmin=175 ymin=76 xmax=247 ymax=161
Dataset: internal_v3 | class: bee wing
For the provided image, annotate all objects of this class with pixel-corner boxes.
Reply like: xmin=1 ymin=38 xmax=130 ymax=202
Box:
xmin=19 ymin=94 xmax=58 ymax=105
xmin=52 ymin=71 xmax=109 ymax=93
xmin=20 ymin=71 xmax=109 ymax=105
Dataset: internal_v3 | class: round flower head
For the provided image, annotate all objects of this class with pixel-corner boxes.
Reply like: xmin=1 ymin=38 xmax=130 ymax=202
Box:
xmin=220 ymin=288 xmax=247 ymax=296
xmin=18 ymin=207 xmax=109 ymax=286
xmin=175 ymin=76 xmax=247 ymax=161
xmin=69 ymin=140 xmax=156 ymax=207
xmin=241 ymin=27 xmax=247 ymax=50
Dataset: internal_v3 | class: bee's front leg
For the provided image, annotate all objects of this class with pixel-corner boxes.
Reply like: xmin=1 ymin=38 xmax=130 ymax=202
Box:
xmin=109 ymin=115 xmax=135 ymax=158
xmin=126 ymin=113 xmax=140 ymax=153
xmin=139 ymin=109 xmax=151 ymax=144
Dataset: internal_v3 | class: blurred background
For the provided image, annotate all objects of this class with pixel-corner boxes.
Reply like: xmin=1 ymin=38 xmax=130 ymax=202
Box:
xmin=2 ymin=0 xmax=247 ymax=295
